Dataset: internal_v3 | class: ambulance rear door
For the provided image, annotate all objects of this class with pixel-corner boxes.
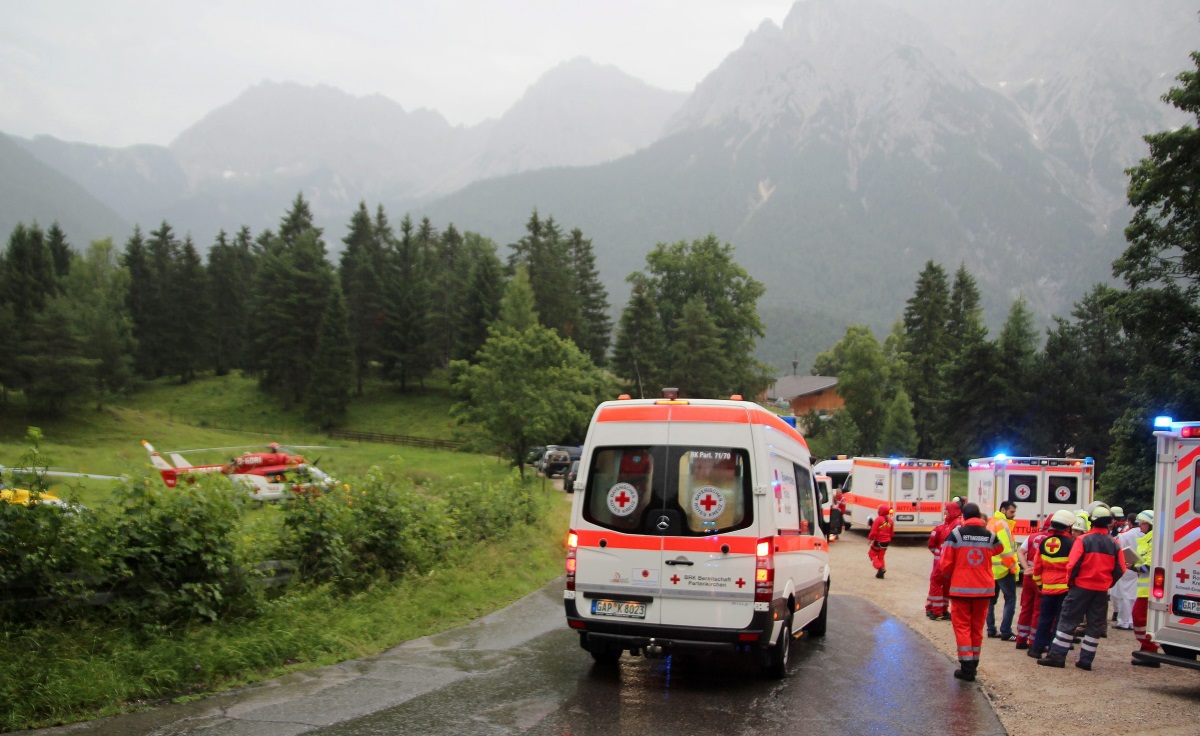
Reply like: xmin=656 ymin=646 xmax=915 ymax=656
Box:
xmin=653 ymin=411 xmax=758 ymax=630
xmin=575 ymin=418 xmax=671 ymax=627
xmin=1150 ymin=430 xmax=1200 ymax=651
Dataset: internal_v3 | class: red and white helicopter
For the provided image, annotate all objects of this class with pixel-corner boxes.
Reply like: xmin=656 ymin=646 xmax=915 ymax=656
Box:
xmin=142 ymin=440 xmax=339 ymax=501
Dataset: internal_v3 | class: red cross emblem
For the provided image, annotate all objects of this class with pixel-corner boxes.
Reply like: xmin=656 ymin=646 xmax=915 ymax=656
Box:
xmin=736 ymin=578 xmax=746 ymax=588
xmin=967 ymin=548 xmax=985 ymax=566
xmin=614 ymin=491 xmax=630 ymax=508
xmin=1178 ymin=568 xmax=1189 ymax=584
xmin=699 ymin=493 xmax=718 ymax=511
xmin=1045 ymin=537 xmax=1061 ymax=554
xmin=670 ymin=575 xmax=680 ymax=585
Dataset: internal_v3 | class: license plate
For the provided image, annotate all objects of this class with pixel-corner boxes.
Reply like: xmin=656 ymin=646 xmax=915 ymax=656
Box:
xmin=896 ymin=514 xmax=915 ymax=521
xmin=1175 ymin=596 xmax=1200 ymax=616
xmin=591 ymin=599 xmax=647 ymax=619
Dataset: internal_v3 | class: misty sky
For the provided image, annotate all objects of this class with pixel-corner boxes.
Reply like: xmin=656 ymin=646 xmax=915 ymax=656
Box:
xmin=2 ymin=0 xmax=796 ymax=148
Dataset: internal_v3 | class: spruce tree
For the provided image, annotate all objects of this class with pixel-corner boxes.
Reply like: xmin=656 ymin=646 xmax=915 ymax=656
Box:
xmin=901 ymin=260 xmax=950 ymax=456
xmin=667 ymin=297 xmax=726 ymax=398
xmin=567 ymin=228 xmax=611 ymax=366
xmin=339 ymin=202 xmax=384 ymax=394
xmin=455 ymin=233 xmax=505 ymax=361
xmin=120 ymin=226 xmax=156 ymax=378
xmin=306 ymin=280 xmax=354 ymax=428
xmin=611 ymin=274 xmax=666 ymax=398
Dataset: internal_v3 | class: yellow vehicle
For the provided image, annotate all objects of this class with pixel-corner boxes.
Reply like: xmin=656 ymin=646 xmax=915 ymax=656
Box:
xmin=0 ymin=486 xmax=65 ymax=506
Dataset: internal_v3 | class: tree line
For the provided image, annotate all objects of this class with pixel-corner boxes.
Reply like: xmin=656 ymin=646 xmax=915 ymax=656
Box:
xmin=810 ymin=51 xmax=1200 ymax=510
xmin=1 ymin=195 xmax=772 ymax=434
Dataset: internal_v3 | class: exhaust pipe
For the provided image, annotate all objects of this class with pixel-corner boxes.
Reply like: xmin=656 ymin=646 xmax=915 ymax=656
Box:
xmin=645 ymin=638 xmax=663 ymax=658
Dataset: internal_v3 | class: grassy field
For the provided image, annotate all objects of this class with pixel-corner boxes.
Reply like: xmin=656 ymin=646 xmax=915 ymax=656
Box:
xmin=0 ymin=372 xmax=572 ymax=730
xmin=0 ymin=371 xmax=508 ymax=507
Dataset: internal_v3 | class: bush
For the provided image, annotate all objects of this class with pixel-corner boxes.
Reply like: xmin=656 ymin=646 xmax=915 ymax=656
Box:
xmin=0 ymin=500 xmax=102 ymax=620
xmin=101 ymin=475 xmax=260 ymax=623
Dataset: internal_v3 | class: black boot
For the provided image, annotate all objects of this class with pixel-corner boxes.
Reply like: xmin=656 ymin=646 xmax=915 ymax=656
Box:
xmin=875 ymin=569 xmax=885 ymax=579
xmin=953 ymin=660 xmax=976 ymax=681
xmin=1037 ymin=651 xmax=1066 ymax=668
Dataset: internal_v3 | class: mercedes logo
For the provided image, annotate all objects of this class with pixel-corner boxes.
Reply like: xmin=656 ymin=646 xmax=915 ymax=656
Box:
xmin=656 ymin=515 xmax=671 ymax=530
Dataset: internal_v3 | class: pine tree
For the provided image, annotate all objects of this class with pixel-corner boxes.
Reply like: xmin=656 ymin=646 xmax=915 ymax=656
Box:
xmin=45 ymin=222 xmax=72 ymax=284
xmin=993 ymin=296 xmax=1039 ymax=453
xmin=339 ymin=202 xmax=385 ymax=394
xmin=879 ymin=389 xmax=919 ymax=457
xmin=306 ymin=280 xmax=354 ymax=428
xmin=120 ymin=226 xmax=156 ymax=378
xmin=567 ymin=228 xmax=611 ymax=365
xmin=667 ymin=297 xmax=727 ymax=398
xmin=57 ymin=238 xmax=136 ymax=404
xmin=611 ymin=274 xmax=666 ymax=398
xmin=381 ymin=214 xmax=432 ymax=391
xmin=455 ymin=233 xmax=505 ymax=361
xmin=170 ymin=236 xmax=208 ymax=383
xmin=901 ymin=260 xmax=950 ymax=456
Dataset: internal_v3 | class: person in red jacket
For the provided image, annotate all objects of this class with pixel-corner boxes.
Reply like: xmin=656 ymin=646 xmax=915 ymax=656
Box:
xmin=868 ymin=503 xmax=895 ymax=579
xmin=1028 ymin=509 xmax=1078 ymax=658
xmin=939 ymin=502 xmax=1004 ymax=681
xmin=926 ymin=501 xmax=963 ymax=619
xmin=1037 ymin=506 xmax=1126 ymax=671
xmin=1014 ymin=516 xmax=1052 ymax=649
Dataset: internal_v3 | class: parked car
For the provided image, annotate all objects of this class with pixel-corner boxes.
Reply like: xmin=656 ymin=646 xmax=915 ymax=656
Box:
xmin=543 ymin=445 xmax=582 ymax=477
xmin=526 ymin=446 xmax=546 ymax=469
xmin=563 ymin=460 xmax=579 ymax=493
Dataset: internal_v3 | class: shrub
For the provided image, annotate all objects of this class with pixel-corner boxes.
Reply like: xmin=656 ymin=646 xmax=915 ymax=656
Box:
xmin=101 ymin=475 xmax=260 ymax=623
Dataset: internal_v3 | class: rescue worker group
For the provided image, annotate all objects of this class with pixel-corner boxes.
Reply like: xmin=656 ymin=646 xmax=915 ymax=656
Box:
xmin=859 ymin=498 xmax=1157 ymax=682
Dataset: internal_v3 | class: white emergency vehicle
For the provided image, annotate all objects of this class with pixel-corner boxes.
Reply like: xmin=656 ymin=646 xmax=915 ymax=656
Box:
xmin=814 ymin=456 xmax=853 ymax=528
xmin=1134 ymin=417 xmax=1200 ymax=670
xmin=842 ymin=457 xmax=951 ymax=534
xmin=966 ymin=455 xmax=1094 ymax=541
xmin=564 ymin=390 xmax=831 ymax=677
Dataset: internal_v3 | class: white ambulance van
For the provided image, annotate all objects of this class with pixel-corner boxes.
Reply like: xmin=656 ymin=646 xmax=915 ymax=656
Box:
xmin=814 ymin=456 xmax=853 ymax=528
xmin=966 ymin=455 xmax=1094 ymax=542
xmin=843 ymin=457 xmax=951 ymax=534
xmin=1134 ymin=417 xmax=1200 ymax=670
xmin=564 ymin=391 xmax=831 ymax=677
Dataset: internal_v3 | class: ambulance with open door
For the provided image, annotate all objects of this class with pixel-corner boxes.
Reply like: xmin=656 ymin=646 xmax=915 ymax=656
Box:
xmin=564 ymin=390 xmax=831 ymax=677
xmin=966 ymin=455 xmax=1094 ymax=542
xmin=842 ymin=457 xmax=951 ymax=534
xmin=1133 ymin=417 xmax=1200 ymax=670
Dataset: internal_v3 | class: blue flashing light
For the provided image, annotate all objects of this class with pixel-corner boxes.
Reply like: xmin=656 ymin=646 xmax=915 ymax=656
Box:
xmin=889 ymin=458 xmax=900 ymax=466
xmin=995 ymin=453 xmax=1009 ymax=462
xmin=1154 ymin=415 xmax=1173 ymax=428
xmin=1084 ymin=457 xmax=1094 ymax=465
xmin=781 ymin=416 xmax=797 ymax=428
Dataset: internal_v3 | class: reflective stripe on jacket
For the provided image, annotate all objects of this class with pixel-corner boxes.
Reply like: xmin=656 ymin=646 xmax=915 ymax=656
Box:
xmin=940 ymin=518 xmax=1004 ymax=597
xmin=987 ymin=512 xmax=1019 ymax=579
xmin=1136 ymin=529 xmax=1153 ymax=599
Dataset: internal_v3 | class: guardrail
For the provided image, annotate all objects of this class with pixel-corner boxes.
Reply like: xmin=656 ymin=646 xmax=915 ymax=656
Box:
xmin=328 ymin=428 xmax=465 ymax=450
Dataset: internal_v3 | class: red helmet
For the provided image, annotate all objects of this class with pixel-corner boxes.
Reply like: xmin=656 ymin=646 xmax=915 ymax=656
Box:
xmin=878 ymin=504 xmax=891 ymax=516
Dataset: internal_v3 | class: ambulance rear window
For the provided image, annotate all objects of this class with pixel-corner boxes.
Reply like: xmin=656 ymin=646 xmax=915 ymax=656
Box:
xmin=583 ymin=446 xmax=752 ymax=536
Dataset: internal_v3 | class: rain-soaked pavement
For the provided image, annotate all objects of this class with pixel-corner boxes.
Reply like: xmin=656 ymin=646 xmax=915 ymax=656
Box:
xmin=23 ymin=582 xmax=1005 ymax=736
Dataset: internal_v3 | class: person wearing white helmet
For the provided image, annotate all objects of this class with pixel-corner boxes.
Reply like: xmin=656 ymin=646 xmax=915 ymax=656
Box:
xmin=1028 ymin=509 xmax=1080 ymax=658
xmin=1112 ymin=508 xmax=1141 ymax=630
xmin=1131 ymin=510 xmax=1162 ymax=667
xmin=1037 ymin=505 xmax=1126 ymax=671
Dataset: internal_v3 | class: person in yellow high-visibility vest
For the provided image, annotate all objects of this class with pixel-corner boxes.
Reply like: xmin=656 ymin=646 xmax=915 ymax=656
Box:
xmin=1130 ymin=510 xmax=1161 ymax=667
xmin=986 ymin=500 xmax=1020 ymax=640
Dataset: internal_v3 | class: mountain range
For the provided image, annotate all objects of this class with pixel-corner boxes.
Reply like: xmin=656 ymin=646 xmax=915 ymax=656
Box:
xmin=4 ymin=0 xmax=1196 ymax=372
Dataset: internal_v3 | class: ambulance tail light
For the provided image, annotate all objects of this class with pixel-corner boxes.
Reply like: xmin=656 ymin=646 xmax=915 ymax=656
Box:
xmin=1153 ymin=567 xmax=1166 ymax=600
xmin=755 ymin=538 xmax=775 ymax=604
xmin=566 ymin=531 xmax=578 ymax=591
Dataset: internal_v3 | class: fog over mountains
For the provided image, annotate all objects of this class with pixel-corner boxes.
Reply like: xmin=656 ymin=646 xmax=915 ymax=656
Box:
xmin=4 ymin=0 xmax=1195 ymax=370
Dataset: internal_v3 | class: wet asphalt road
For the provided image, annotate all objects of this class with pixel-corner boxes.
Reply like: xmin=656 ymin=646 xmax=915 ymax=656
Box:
xmin=25 ymin=582 xmax=1004 ymax=736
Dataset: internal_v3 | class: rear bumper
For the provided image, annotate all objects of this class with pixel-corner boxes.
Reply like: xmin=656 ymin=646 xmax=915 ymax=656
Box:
xmin=1133 ymin=649 xmax=1200 ymax=670
xmin=564 ymin=598 xmax=777 ymax=651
